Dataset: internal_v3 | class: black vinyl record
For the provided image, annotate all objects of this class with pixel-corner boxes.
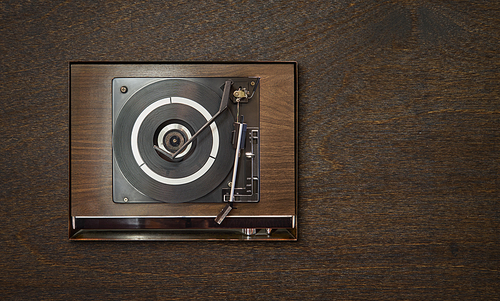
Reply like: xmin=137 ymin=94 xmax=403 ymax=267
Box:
xmin=113 ymin=79 xmax=234 ymax=203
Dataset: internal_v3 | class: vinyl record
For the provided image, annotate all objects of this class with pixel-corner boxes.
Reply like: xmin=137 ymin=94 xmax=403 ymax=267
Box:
xmin=113 ymin=79 xmax=234 ymax=202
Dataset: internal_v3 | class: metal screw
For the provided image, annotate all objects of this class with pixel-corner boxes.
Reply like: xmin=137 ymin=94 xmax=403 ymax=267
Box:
xmin=250 ymin=81 xmax=255 ymax=86
xmin=228 ymin=182 xmax=232 ymax=187
xmin=123 ymin=197 xmax=129 ymax=202
xmin=120 ymin=86 xmax=128 ymax=93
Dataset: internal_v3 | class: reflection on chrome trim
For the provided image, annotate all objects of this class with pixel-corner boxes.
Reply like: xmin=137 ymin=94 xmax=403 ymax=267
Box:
xmin=74 ymin=215 xmax=295 ymax=219
xmin=72 ymin=216 xmax=295 ymax=230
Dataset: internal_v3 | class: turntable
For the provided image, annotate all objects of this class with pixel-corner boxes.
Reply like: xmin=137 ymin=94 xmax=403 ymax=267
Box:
xmin=69 ymin=62 xmax=297 ymax=240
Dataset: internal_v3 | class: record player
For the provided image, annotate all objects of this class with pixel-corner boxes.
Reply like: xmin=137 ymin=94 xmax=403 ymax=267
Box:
xmin=69 ymin=62 xmax=297 ymax=240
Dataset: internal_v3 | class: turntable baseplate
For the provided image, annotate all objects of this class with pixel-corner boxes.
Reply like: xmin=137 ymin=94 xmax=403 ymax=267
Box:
xmin=70 ymin=63 xmax=297 ymax=240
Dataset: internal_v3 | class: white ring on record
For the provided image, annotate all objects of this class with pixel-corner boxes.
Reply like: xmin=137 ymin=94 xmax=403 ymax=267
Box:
xmin=130 ymin=97 xmax=220 ymax=185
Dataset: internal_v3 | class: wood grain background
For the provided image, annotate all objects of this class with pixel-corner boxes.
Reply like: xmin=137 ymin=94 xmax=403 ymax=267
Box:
xmin=1 ymin=0 xmax=498 ymax=299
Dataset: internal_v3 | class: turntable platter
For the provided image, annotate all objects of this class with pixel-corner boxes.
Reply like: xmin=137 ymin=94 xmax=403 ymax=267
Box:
xmin=113 ymin=79 xmax=234 ymax=203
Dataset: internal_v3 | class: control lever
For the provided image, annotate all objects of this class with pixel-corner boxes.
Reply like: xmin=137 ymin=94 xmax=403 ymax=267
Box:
xmin=215 ymin=121 xmax=247 ymax=224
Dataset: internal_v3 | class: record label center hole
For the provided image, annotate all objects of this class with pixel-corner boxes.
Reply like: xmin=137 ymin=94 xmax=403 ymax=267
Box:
xmin=155 ymin=121 xmax=195 ymax=160
xmin=164 ymin=130 xmax=187 ymax=152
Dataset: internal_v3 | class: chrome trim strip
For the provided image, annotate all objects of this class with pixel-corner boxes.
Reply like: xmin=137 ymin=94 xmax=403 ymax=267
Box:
xmin=74 ymin=215 xmax=295 ymax=219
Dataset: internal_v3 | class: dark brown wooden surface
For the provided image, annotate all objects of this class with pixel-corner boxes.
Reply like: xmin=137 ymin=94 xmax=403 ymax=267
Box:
xmin=1 ymin=0 xmax=499 ymax=299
